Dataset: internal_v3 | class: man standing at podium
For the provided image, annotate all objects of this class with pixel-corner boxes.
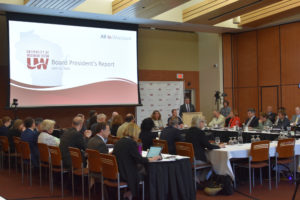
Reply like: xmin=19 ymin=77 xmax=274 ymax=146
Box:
xmin=179 ymin=97 xmax=195 ymax=117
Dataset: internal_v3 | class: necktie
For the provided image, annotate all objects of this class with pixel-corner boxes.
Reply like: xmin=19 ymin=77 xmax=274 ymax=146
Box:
xmin=186 ymin=104 xmax=190 ymax=112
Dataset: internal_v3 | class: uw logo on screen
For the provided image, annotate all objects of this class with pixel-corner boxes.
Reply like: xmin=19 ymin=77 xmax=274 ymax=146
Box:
xmin=26 ymin=50 xmax=49 ymax=70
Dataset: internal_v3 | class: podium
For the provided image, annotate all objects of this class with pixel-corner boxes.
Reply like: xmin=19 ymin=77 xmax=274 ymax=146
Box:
xmin=182 ymin=112 xmax=203 ymax=127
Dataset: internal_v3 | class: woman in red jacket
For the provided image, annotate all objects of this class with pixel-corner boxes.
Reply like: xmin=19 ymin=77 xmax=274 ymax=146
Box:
xmin=227 ymin=111 xmax=241 ymax=128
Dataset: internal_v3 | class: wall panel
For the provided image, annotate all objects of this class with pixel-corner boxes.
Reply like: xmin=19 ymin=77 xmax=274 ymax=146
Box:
xmin=222 ymin=34 xmax=232 ymax=88
xmin=260 ymin=86 xmax=279 ymax=113
xmin=257 ymin=26 xmax=280 ymax=86
xmin=280 ymin=22 xmax=300 ymax=85
xmin=281 ymin=85 xmax=300 ymax=118
xmin=237 ymin=87 xmax=259 ymax=122
xmin=237 ymin=31 xmax=258 ymax=88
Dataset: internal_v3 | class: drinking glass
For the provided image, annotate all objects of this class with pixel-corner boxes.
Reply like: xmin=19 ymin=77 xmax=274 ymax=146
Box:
xmin=255 ymin=135 xmax=261 ymax=142
xmin=238 ymin=135 xmax=243 ymax=144
xmin=215 ymin=137 xmax=220 ymax=145
xmin=251 ymin=135 xmax=256 ymax=143
xmin=233 ymin=137 xmax=238 ymax=145
xmin=229 ymin=137 xmax=233 ymax=145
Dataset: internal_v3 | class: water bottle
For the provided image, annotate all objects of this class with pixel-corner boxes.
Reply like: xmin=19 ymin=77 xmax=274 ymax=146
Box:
xmin=238 ymin=130 xmax=243 ymax=144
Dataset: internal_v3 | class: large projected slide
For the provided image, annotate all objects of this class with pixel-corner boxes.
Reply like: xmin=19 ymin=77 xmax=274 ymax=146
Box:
xmin=9 ymin=20 xmax=138 ymax=107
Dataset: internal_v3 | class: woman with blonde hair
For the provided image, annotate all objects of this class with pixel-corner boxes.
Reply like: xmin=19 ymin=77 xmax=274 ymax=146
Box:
xmin=38 ymin=119 xmax=60 ymax=147
xmin=123 ymin=122 xmax=140 ymax=140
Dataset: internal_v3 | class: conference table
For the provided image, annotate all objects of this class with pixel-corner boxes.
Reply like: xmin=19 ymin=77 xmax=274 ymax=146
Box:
xmin=108 ymin=149 xmax=195 ymax=200
xmin=178 ymin=127 xmax=281 ymax=143
xmin=206 ymin=140 xmax=300 ymax=180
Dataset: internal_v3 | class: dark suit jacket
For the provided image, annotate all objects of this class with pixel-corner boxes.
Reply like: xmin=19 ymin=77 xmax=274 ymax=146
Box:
xmin=275 ymin=118 xmax=290 ymax=130
xmin=267 ymin=112 xmax=277 ymax=124
xmin=179 ymin=103 xmax=195 ymax=117
xmin=0 ymin=126 xmax=9 ymax=137
xmin=90 ymin=123 xmax=98 ymax=136
xmin=139 ymin=130 xmax=158 ymax=151
xmin=87 ymin=135 xmax=108 ymax=154
xmin=185 ymin=127 xmax=219 ymax=162
xmin=21 ymin=128 xmax=39 ymax=167
xmin=160 ymin=126 xmax=183 ymax=154
xmin=113 ymin=137 xmax=148 ymax=197
xmin=245 ymin=116 xmax=259 ymax=128
xmin=59 ymin=128 xmax=87 ymax=169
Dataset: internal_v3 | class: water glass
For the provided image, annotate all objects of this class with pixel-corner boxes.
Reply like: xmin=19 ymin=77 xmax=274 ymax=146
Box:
xmin=228 ymin=137 xmax=233 ymax=145
xmin=215 ymin=137 xmax=220 ymax=145
xmin=238 ymin=135 xmax=243 ymax=144
xmin=251 ymin=135 xmax=256 ymax=143
xmin=233 ymin=137 xmax=238 ymax=145
xmin=255 ymin=135 xmax=261 ymax=142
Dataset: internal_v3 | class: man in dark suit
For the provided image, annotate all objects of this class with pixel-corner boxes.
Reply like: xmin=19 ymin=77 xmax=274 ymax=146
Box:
xmin=185 ymin=116 xmax=225 ymax=182
xmin=87 ymin=122 xmax=110 ymax=154
xmin=266 ymin=106 xmax=276 ymax=124
xmin=59 ymin=116 xmax=92 ymax=169
xmin=245 ymin=108 xmax=259 ymax=128
xmin=21 ymin=117 xmax=39 ymax=167
xmin=275 ymin=110 xmax=290 ymax=130
xmin=179 ymin=97 xmax=195 ymax=117
xmin=160 ymin=118 xmax=184 ymax=154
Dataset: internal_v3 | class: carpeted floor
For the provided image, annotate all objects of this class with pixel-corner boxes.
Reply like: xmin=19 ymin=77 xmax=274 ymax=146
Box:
xmin=0 ymin=167 xmax=299 ymax=200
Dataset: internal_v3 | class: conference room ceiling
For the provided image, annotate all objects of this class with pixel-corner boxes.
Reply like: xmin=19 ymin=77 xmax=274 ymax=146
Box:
xmin=0 ymin=0 xmax=300 ymax=32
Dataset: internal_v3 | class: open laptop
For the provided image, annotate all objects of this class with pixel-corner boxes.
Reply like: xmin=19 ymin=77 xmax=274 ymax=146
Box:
xmin=146 ymin=146 xmax=162 ymax=158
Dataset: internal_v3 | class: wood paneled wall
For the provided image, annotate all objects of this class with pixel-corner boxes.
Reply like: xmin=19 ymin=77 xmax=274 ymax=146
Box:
xmin=223 ymin=21 xmax=300 ymax=122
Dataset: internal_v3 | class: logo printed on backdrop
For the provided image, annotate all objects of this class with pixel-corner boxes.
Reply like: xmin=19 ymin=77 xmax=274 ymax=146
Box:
xmin=27 ymin=50 xmax=49 ymax=70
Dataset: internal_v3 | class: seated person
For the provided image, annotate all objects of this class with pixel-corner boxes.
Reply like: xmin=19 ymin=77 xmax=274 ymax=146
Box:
xmin=291 ymin=106 xmax=300 ymax=126
xmin=266 ymin=106 xmax=276 ymax=124
xmin=274 ymin=110 xmax=290 ymax=130
xmin=110 ymin=115 xmax=123 ymax=136
xmin=117 ymin=113 xmax=137 ymax=138
xmin=8 ymin=119 xmax=24 ymax=152
xmin=151 ymin=110 xmax=164 ymax=130
xmin=107 ymin=111 xmax=119 ymax=128
xmin=21 ymin=117 xmax=39 ymax=167
xmin=59 ymin=116 xmax=92 ymax=169
xmin=160 ymin=118 xmax=184 ymax=154
xmin=0 ymin=116 xmax=12 ymax=137
xmin=186 ymin=116 xmax=224 ymax=182
xmin=123 ymin=122 xmax=140 ymax=141
xmin=91 ymin=113 xmax=107 ymax=136
xmin=226 ymin=111 xmax=241 ymax=128
xmin=139 ymin=118 xmax=158 ymax=151
xmin=87 ymin=122 xmax=110 ymax=154
xmin=245 ymin=108 xmax=259 ymax=128
xmin=220 ymin=100 xmax=231 ymax=119
xmin=258 ymin=112 xmax=273 ymax=129
xmin=113 ymin=136 xmax=160 ymax=200
xmin=208 ymin=110 xmax=225 ymax=127
xmin=38 ymin=119 xmax=60 ymax=147
xmin=167 ymin=109 xmax=183 ymax=127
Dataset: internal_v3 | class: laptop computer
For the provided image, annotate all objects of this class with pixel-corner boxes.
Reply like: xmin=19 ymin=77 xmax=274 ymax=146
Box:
xmin=146 ymin=146 xmax=162 ymax=158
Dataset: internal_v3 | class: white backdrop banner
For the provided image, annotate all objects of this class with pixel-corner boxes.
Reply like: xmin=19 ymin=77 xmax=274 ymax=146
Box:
xmin=136 ymin=81 xmax=184 ymax=127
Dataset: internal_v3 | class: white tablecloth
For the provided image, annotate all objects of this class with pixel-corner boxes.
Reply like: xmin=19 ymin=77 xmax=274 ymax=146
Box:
xmin=207 ymin=140 xmax=300 ymax=180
